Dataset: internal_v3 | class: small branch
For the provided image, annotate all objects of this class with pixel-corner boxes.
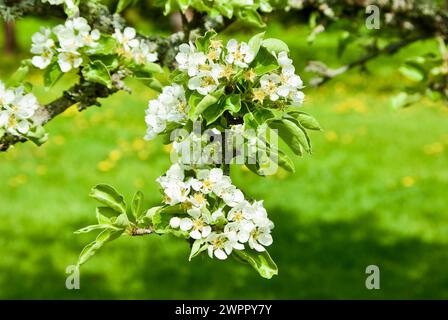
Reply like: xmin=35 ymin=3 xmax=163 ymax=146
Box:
xmin=308 ymin=34 xmax=431 ymax=87
xmin=130 ymin=227 xmax=153 ymax=236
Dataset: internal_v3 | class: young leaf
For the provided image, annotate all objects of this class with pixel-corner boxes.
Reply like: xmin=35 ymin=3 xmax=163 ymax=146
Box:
xmin=188 ymin=91 xmax=221 ymax=121
xmin=195 ymin=30 xmax=217 ymax=52
xmin=262 ymin=38 xmax=289 ymax=54
xmin=189 ymin=239 xmax=208 ymax=261
xmin=44 ymin=62 xmax=63 ymax=88
xmin=252 ymin=47 xmax=279 ymax=76
xmin=290 ymin=112 xmax=322 ymax=131
xmin=269 ymin=119 xmax=310 ymax=155
xmin=236 ymin=8 xmax=266 ymax=28
xmin=248 ymin=32 xmax=265 ymax=57
xmin=131 ymin=191 xmax=144 ymax=221
xmin=82 ymin=60 xmax=112 ymax=88
xmin=77 ymin=228 xmax=123 ymax=265
xmin=114 ymin=213 xmax=130 ymax=229
xmin=116 ymin=0 xmax=137 ymax=13
xmin=74 ymin=224 xmax=118 ymax=234
xmin=89 ymin=184 xmax=127 ymax=214
xmin=233 ymin=249 xmax=278 ymax=279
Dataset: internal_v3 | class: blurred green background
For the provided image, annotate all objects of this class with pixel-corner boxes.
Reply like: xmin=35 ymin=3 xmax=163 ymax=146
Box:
xmin=0 ymin=12 xmax=448 ymax=299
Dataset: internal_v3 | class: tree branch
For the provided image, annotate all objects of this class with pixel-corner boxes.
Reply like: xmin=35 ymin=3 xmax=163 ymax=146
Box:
xmin=307 ymin=34 xmax=431 ymax=87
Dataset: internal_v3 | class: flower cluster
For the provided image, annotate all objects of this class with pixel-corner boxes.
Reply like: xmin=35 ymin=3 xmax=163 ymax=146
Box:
xmin=157 ymin=164 xmax=274 ymax=259
xmin=254 ymin=51 xmax=304 ymax=104
xmin=144 ymin=84 xmax=188 ymax=140
xmin=31 ymin=20 xmax=158 ymax=73
xmin=113 ymin=27 xmax=158 ymax=65
xmin=175 ymin=37 xmax=304 ymax=105
xmin=31 ymin=17 xmax=100 ymax=71
xmin=0 ymin=81 xmax=40 ymax=136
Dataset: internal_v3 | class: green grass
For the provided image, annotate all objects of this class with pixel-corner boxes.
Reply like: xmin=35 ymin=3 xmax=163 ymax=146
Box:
xmin=0 ymin=17 xmax=447 ymax=299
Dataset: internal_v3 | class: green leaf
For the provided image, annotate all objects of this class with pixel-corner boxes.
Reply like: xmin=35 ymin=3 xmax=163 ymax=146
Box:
xmin=195 ymin=30 xmax=217 ymax=52
xmin=149 ymin=205 xmax=189 ymax=237
xmin=215 ymin=1 xmax=234 ymax=18
xmin=236 ymin=8 xmax=265 ymax=28
xmin=82 ymin=60 xmax=112 ymax=88
xmin=74 ymin=224 xmax=117 ymax=234
xmin=276 ymin=148 xmax=295 ymax=173
xmin=399 ymin=64 xmax=425 ymax=82
xmin=188 ymin=89 xmax=222 ymax=121
xmin=390 ymin=92 xmax=421 ymax=109
xmin=252 ymin=47 xmax=279 ymax=76
xmin=77 ymin=228 xmax=123 ymax=266
xmin=114 ymin=213 xmax=129 ymax=229
xmin=86 ymin=35 xmax=117 ymax=55
xmin=189 ymin=239 xmax=208 ymax=261
xmin=234 ymin=249 xmax=278 ymax=279
xmin=262 ymin=38 xmax=289 ymax=54
xmin=291 ymin=112 xmax=322 ymax=131
xmin=248 ymin=32 xmax=265 ymax=57
xmin=96 ymin=206 xmax=118 ymax=224
xmin=26 ymin=126 xmax=48 ymax=146
xmin=136 ymin=77 xmax=163 ymax=92
xmin=177 ymin=0 xmax=191 ymax=12
xmin=131 ymin=191 xmax=144 ymax=221
xmin=89 ymin=184 xmax=127 ymax=215
xmin=116 ymin=0 xmax=137 ymax=13
xmin=43 ymin=61 xmax=63 ymax=88
xmin=8 ymin=59 xmax=31 ymax=87
xmin=269 ymin=119 xmax=311 ymax=155
xmin=203 ymin=94 xmax=241 ymax=125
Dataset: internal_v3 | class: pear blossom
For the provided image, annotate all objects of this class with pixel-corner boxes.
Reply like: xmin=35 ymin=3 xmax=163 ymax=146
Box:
xmin=132 ymin=42 xmax=158 ymax=65
xmin=144 ymin=84 xmax=188 ymax=140
xmin=178 ymin=208 xmax=212 ymax=240
xmin=113 ymin=27 xmax=139 ymax=52
xmin=175 ymin=42 xmax=209 ymax=77
xmin=207 ymin=232 xmax=243 ymax=260
xmin=31 ymin=27 xmax=55 ymax=69
xmin=259 ymin=74 xmax=281 ymax=101
xmin=248 ymin=226 xmax=274 ymax=252
xmin=57 ymin=51 xmax=83 ymax=72
xmin=0 ymin=83 xmax=40 ymax=136
xmin=225 ymin=39 xmax=255 ymax=68
xmin=188 ymin=72 xmax=220 ymax=95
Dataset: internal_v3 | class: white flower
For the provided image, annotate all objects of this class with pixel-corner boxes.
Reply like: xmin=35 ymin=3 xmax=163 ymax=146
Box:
xmin=219 ymin=185 xmax=245 ymax=207
xmin=206 ymin=232 xmax=243 ymax=260
xmin=176 ymin=42 xmax=208 ymax=77
xmin=211 ymin=208 xmax=225 ymax=223
xmin=248 ymin=226 xmax=273 ymax=252
xmin=81 ymin=29 xmax=100 ymax=48
xmin=188 ymin=72 xmax=219 ymax=95
xmin=169 ymin=217 xmax=181 ymax=228
xmin=259 ymin=73 xmax=281 ymax=101
xmin=189 ymin=192 xmax=208 ymax=208
xmin=54 ymin=17 xmax=91 ymax=52
xmin=0 ymin=81 xmax=15 ymax=106
xmin=225 ymin=39 xmax=255 ymax=68
xmin=156 ymin=164 xmax=191 ymax=205
xmin=179 ymin=209 xmax=212 ymax=240
xmin=57 ymin=51 xmax=82 ymax=72
xmin=276 ymin=51 xmax=293 ymax=68
xmin=31 ymin=27 xmax=54 ymax=69
xmin=158 ymin=84 xmax=188 ymax=122
xmin=132 ymin=42 xmax=158 ymax=65
xmin=0 ymin=84 xmax=39 ymax=136
xmin=196 ymin=168 xmax=226 ymax=194
xmin=144 ymin=100 xmax=167 ymax=139
xmin=113 ymin=27 xmax=139 ymax=51
xmin=144 ymin=84 xmax=188 ymax=140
